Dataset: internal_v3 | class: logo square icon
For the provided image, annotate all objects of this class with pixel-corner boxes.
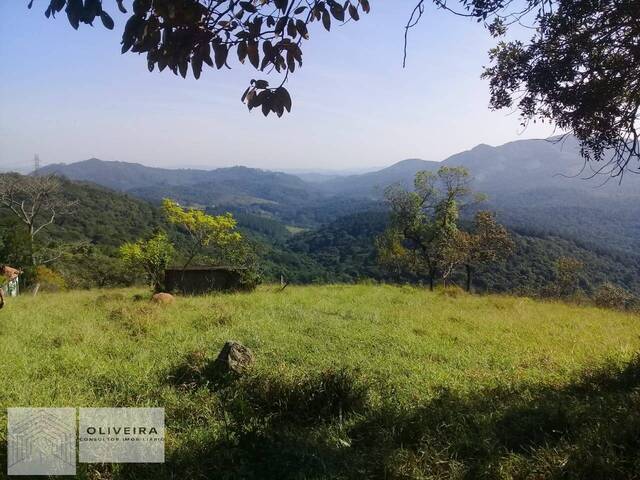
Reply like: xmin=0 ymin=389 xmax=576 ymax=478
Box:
xmin=7 ymin=408 xmax=76 ymax=476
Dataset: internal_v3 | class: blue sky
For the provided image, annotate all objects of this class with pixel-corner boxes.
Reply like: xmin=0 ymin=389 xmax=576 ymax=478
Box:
xmin=0 ymin=1 xmax=557 ymax=172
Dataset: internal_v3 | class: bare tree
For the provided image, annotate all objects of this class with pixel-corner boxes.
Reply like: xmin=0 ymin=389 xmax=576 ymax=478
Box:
xmin=0 ymin=174 xmax=78 ymax=265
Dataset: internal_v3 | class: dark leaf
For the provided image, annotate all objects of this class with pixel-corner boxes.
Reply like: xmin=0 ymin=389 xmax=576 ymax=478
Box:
xmin=275 ymin=16 xmax=288 ymax=35
xmin=213 ymin=44 xmax=228 ymax=69
xmin=65 ymin=0 xmax=82 ymax=30
xmin=247 ymin=42 xmax=259 ymax=69
xmin=246 ymin=89 xmax=258 ymax=110
xmin=241 ymin=86 xmax=251 ymax=103
xmin=274 ymin=0 xmax=288 ymax=12
xmin=240 ymin=1 xmax=257 ymax=13
xmin=330 ymin=3 xmax=345 ymax=21
xmin=237 ymin=41 xmax=248 ymax=63
xmin=192 ymin=54 xmax=203 ymax=79
xmin=295 ymin=20 xmax=309 ymax=39
xmin=278 ymin=87 xmax=292 ymax=112
xmin=121 ymin=16 xmax=142 ymax=53
xmin=261 ymin=93 xmax=271 ymax=116
xmin=322 ymin=10 xmax=331 ymax=31
xmin=100 ymin=11 xmax=115 ymax=30
xmin=287 ymin=50 xmax=296 ymax=72
xmin=201 ymin=43 xmax=214 ymax=67
xmin=287 ymin=18 xmax=297 ymax=38
xmin=348 ymin=4 xmax=359 ymax=21
xmin=158 ymin=56 xmax=167 ymax=71
xmin=178 ymin=58 xmax=188 ymax=78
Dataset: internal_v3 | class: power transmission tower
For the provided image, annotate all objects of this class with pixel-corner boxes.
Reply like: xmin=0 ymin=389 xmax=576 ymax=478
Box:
xmin=33 ymin=154 xmax=41 ymax=173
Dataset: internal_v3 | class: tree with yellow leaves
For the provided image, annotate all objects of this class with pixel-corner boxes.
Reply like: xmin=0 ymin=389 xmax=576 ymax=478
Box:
xmin=162 ymin=199 xmax=242 ymax=269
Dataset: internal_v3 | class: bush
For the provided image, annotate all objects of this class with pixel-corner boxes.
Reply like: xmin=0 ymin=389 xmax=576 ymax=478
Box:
xmin=55 ymin=252 xmax=133 ymax=289
xmin=237 ymin=267 xmax=262 ymax=291
xmin=33 ymin=265 xmax=67 ymax=292
xmin=594 ymin=282 xmax=635 ymax=311
xmin=120 ymin=231 xmax=174 ymax=292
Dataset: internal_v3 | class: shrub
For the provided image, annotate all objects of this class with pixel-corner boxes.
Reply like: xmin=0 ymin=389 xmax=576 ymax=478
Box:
xmin=33 ymin=265 xmax=67 ymax=292
xmin=594 ymin=282 xmax=634 ymax=311
xmin=56 ymin=252 xmax=133 ymax=289
xmin=119 ymin=231 xmax=174 ymax=292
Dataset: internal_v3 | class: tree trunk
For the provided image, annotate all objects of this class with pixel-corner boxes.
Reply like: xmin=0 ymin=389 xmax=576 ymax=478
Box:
xmin=429 ymin=275 xmax=434 ymax=291
xmin=28 ymin=223 xmax=36 ymax=266
xmin=465 ymin=264 xmax=472 ymax=292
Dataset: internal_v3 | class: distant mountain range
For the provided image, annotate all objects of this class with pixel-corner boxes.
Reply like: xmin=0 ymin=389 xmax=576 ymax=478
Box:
xmin=35 ymin=136 xmax=640 ymax=254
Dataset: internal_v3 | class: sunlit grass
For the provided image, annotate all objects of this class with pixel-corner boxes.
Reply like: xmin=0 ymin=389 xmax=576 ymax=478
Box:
xmin=1 ymin=284 xmax=638 ymax=478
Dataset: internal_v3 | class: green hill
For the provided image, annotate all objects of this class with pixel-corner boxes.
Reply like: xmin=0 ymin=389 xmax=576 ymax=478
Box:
xmin=2 ymin=176 xmax=638 ymax=294
xmin=46 ymin=179 xmax=165 ymax=249
xmin=32 ymin=136 xmax=640 ymax=255
xmin=284 ymin=211 xmax=640 ymax=293
xmin=1 ymin=285 xmax=639 ymax=479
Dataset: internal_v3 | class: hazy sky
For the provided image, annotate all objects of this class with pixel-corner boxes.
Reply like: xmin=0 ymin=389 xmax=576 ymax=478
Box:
xmin=0 ymin=1 xmax=557 ymax=172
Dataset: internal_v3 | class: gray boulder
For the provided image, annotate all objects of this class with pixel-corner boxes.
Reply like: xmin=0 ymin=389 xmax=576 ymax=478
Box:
xmin=215 ymin=341 xmax=254 ymax=375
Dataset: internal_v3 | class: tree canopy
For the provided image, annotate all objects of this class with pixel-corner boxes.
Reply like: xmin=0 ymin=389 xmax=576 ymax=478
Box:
xmin=32 ymin=0 xmax=369 ymax=117
xmin=30 ymin=0 xmax=640 ymax=174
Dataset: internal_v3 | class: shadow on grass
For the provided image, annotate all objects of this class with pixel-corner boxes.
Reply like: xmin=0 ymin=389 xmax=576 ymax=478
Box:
xmin=7 ymin=357 xmax=640 ymax=479
xmin=166 ymin=356 xmax=640 ymax=479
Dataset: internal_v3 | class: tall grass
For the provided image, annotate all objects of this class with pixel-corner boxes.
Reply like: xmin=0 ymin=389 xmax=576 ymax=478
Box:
xmin=0 ymin=285 xmax=639 ymax=478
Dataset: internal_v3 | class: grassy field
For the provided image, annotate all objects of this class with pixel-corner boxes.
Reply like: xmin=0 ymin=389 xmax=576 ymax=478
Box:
xmin=1 ymin=284 xmax=639 ymax=479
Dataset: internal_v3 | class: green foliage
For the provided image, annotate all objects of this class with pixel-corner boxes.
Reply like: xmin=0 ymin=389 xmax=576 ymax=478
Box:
xmin=163 ymin=198 xmax=241 ymax=268
xmin=285 ymin=210 xmax=640 ymax=296
xmin=379 ymin=166 xmax=482 ymax=289
xmin=2 ymin=175 xmax=636 ymax=299
xmin=481 ymin=0 xmax=640 ymax=174
xmin=462 ymin=211 xmax=514 ymax=291
xmin=53 ymin=247 xmax=133 ymax=289
xmin=33 ymin=265 xmax=67 ymax=292
xmin=375 ymin=228 xmax=410 ymax=281
xmin=554 ymin=256 xmax=585 ymax=297
xmin=119 ymin=231 xmax=175 ymax=291
xmin=46 ymin=178 xmax=165 ymax=248
xmin=0 ymin=217 xmax=31 ymax=269
xmin=594 ymin=282 xmax=638 ymax=311
xmin=286 ymin=211 xmax=389 ymax=283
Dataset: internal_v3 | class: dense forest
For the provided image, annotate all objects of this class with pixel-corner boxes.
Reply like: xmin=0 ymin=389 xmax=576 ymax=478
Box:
xmin=3 ymin=175 xmax=637 ymax=298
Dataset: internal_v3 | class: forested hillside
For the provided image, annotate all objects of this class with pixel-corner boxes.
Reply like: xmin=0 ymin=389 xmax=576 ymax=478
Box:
xmin=2 ymin=175 xmax=638 ymax=293
xmin=283 ymin=211 xmax=640 ymax=293
xmin=33 ymin=136 xmax=640 ymax=255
